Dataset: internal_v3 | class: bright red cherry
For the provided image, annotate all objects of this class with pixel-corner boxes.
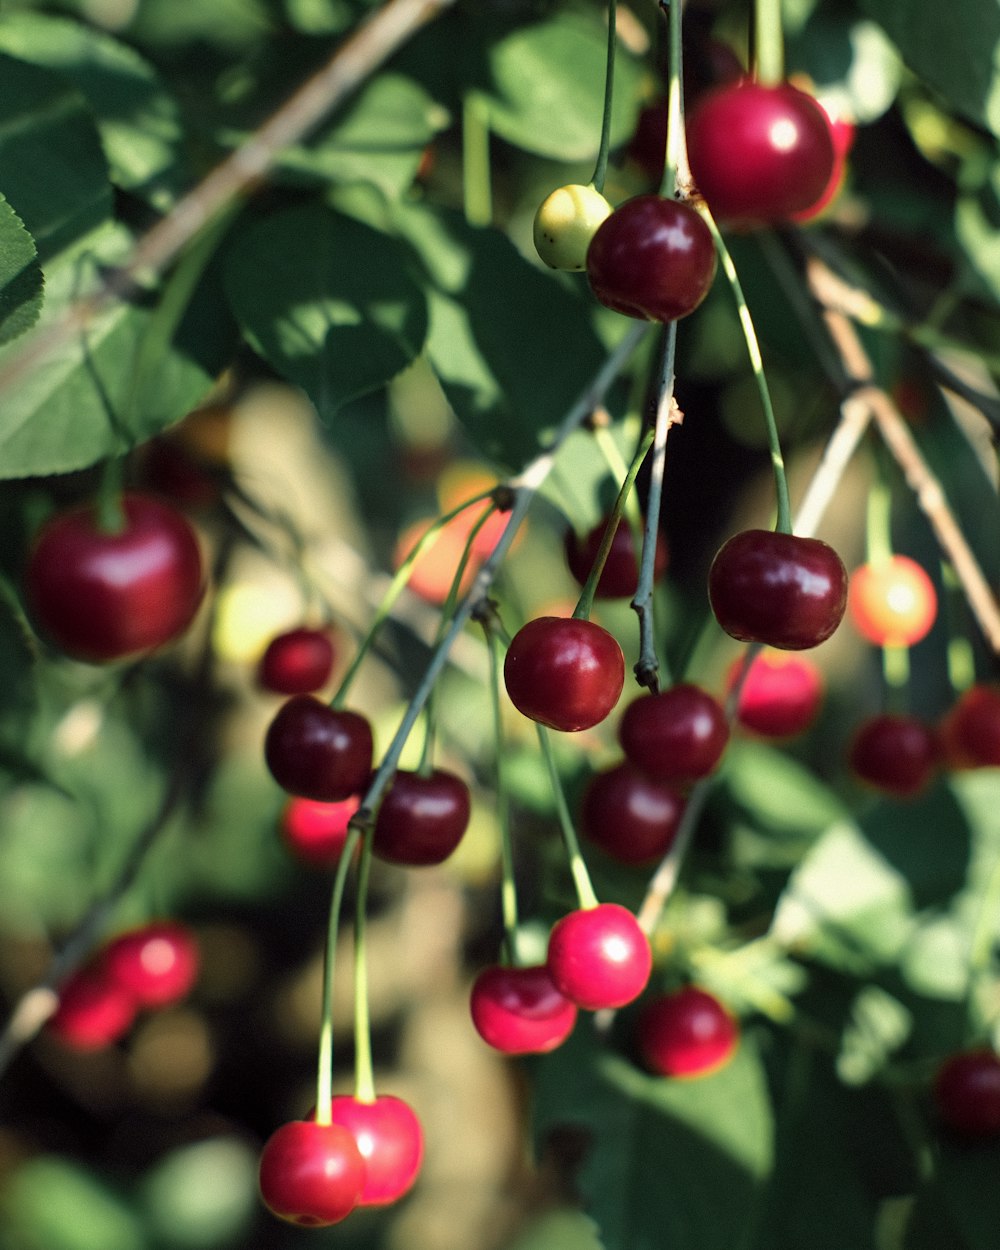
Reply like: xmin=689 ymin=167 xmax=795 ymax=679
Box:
xmin=709 ymin=530 xmax=848 ymax=650
xmin=618 ymin=685 xmax=729 ymax=783
xmin=565 ymin=514 xmax=669 ymax=599
xmin=847 ymin=555 xmax=937 ymax=648
xmin=546 ymin=903 xmax=652 ymax=1011
xmin=586 ymin=195 xmax=717 ymax=322
xmin=100 ymin=921 xmax=200 ymax=1009
xmin=258 ymin=627 xmax=336 ymax=695
xmin=726 ymin=650 xmax=823 ymax=738
xmin=932 ymin=1049 xmax=1000 ymax=1139
xmin=47 ymin=965 xmax=137 ymax=1050
xmin=372 ymin=769 xmax=471 ymax=866
xmin=265 ymin=696 xmax=373 ymax=802
xmin=469 ymin=964 xmax=578 ymax=1054
xmin=503 ymin=616 xmax=625 ymax=732
xmin=280 ymin=795 xmax=360 ymax=867
xmin=26 ymin=492 xmax=205 ymax=663
xmin=848 ymin=713 xmax=940 ymax=798
xmin=638 ymin=986 xmax=739 ymax=1077
xmin=329 ymin=1095 xmax=423 ymax=1206
xmin=939 ymin=685 xmax=1000 ymax=769
xmin=258 ymin=1120 xmax=365 ymax=1226
xmin=790 ymin=103 xmax=855 ymax=222
xmin=580 ymin=763 xmax=685 ymax=864
xmin=686 ymin=79 xmax=836 ymax=226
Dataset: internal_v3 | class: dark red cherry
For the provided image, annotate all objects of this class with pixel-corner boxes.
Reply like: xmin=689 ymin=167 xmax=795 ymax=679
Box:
xmin=848 ymin=713 xmax=940 ymax=798
xmin=280 ymin=795 xmax=360 ymax=867
xmin=26 ymin=492 xmax=205 ymax=663
xmin=933 ymin=1049 xmax=1000 ymax=1139
xmin=709 ymin=529 xmax=847 ymax=650
xmin=581 ymin=763 xmax=685 ymax=864
xmin=258 ymin=1120 xmax=364 ymax=1226
xmin=565 ymin=514 xmax=669 ymax=599
xmin=726 ymin=650 xmax=823 ymax=738
xmin=503 ymin=616 xmax=625 ymax=732
xmin=372 ymin=769 xmax=471 ymax=866
xmin=638 ymin=986 xmax=739 ymax=1077
xmin=100 ymin=921 xmax=199 ymax=1009
xmin=939 ymin=685 xmax=1000 ymax=769
xmin=686 ymin=79 xmax=836 ymax=226
xmin=586 ymin=195 xmax=717 ymax=323
xmin=258 ymin=627 xmax=336 ymax=695
xmin=265 ymin=695 xmax=373 ymax=802
xmin=329 ymin=1095 xmax=423 ymax=1206
xmin=546 ymin=903 xmax=652 ymax=1010
xmin=618 ymin=685 xmax=729 ymax=783
xmin=469 ymin=964 xmax=577 ymax=1055
xmin=47 ymin=965 xmax=137 ymax=1050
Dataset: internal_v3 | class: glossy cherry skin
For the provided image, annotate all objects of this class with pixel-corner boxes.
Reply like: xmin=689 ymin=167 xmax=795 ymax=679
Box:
xmin=581 ymin=763 xmax=685 ymax=864
xmin=47 ymin=966 xmax=137 ymax=1049
xmin=258 ymin=627 xmax=336 ymax=695
xmin=504 ymin=617 xmax=625 ymax=732
xmin=258 ymin=1120 xmax=365 ymax=1227
xmin=618 ymin=685 xmax=729 ymax=783
xmin=586 ymin=195 xmax=717 ymax=323
xmin=329 ymin=1095 xmax=423 ymax=1206
xmin=932 ymin=1050 xmax=1000 ymax=1139
xmin=281 ymin=795 xmax=360 ymax=867
xmin=469 ymin=964 xmax=578 ymax=1054
xmin=726 ymin=650 xmax=823 ymax=738
xmin=638 ymin=986 xmax=739 ymax=1077
xmin=939 ymin=685 xmax=1000 ymax=769
xmin=565 ymin=514 xmax=669 ymax=599
xmin=546 ymin=903 xmax=652 ymax=1011
xmin=100 ymin=921 xmax=200 ymax=1009
xmin=265 ymin=696 xmax=373 ymax=802
xmin=372 ymin=769 xmax=471 ymax=866
xmin=848 ymin=555 xmax=937 ymax=648
xmin=709 ymin=530 xmax=848 ymax=651
xmin=848 ymin=713 xmax=940 ymax=798
xmin=26 ymin=492 xmax=205 ymax=663
xmin=686 ymin=80 xmax=836 ymax=226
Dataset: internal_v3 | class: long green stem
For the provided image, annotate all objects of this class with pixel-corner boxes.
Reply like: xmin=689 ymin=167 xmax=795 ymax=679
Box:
xmin=315 ymin=823 xmax=362 ymax=1124
xmin=590 ymin=0 xmax=617 ymax=193
xmin=483 ymin=617 xmax=519 ymax=965
xmin=535 ymin=725 xmax=599 ymax=910
xmin=658 ymin=0 xmax=687 ymax=197
xmin=753 ymin=0 xmax=784 ymax=85
xmin=352 ymin=831 xmax=376 ymax=1104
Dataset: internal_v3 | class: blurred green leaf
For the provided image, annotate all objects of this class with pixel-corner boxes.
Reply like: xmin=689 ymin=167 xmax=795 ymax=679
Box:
xmin=1 ymin=1156 xmax=147 ymax=1250
xmin=788 ymin=12 xmax=902 ymax=123
xmin=139 ymin=1138 xmax=258 ymax=1249
xmin=0 ymin=193 xmax=43 ymax=346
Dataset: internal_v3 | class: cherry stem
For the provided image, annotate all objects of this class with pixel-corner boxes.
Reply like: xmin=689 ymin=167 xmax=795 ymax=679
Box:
xmin=590 ymin=0 xmax=617 ymax=194
xmin=351 ymin=830 xmax=377 ymax=1104
xmin=95 ymin=458 xmax=126 ymax=535
xmin=702 ymin=210 xmax=792 ymax=534
xmin=942 ymin=562 xmax=976 ymax=695
xmin=864 ymin=471 xmax=911 ymax=707
xmin=463 ymin=92 xmax=492 ymax=227
xmin=481 ymin=612 xmax=520 ymax=966
xmin=657 ymin=0 xmax=692 ymax=198
xmin=535 ymin=725 xmax=600 ymax=911
xmin=752 ymin=0 xmax=784 ymax=86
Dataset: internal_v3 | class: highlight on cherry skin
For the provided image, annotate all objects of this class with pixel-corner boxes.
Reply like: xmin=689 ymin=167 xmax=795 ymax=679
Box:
xmin=847 ymin=554 xmax=937 ymax=648
xmin=503 ymin=616 xmax=625 ymax=733
xmin=638 ymin=985 xmax=739 ymax=1078
xmin=581 ymin=762 xmax=685 ymax=865
xmin=546 ymin=903 xmax=652 ymax=1011
xmin=329 ymin=1094 xmax=424 ymax=1206
xmin=100 ymin=920 xmax=200 ymax=1009
xmin=726 ymin=650 xmax=823 ymax=739
xmin=258 ymin=1119 xmax=365 ymax=1227
xmin=469 ymin=963 xmax=578 ymax=1055
xmin=280 ymin=794 xmax=361 ymax=868
xmin=264 ymin=695 xmax=374 ymax=802
xmin=371 ymin=767 xmax=471 ymax=866
xmin=618 ymin=684 xmax=729 ymax=784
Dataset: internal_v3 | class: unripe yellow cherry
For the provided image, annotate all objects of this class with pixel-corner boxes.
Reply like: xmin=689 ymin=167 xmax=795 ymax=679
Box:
xmin=532 ymin=183 xmax=613 ymax=271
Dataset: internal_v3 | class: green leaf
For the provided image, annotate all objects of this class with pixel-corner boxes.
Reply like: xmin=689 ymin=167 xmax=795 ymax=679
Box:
xmin=0 ymin=12 xmax=183 ymax=208
xmin=0 ymin=193 xmax=44 ymax=346
xmin=0 ymin=53 xmax=112 ymax=261
xmin=1 ymin=1156 xmax=147 ymax=1250
xmin=471 ymin=9 xmax=642 ymax=161
xmin=956 ymin=158 xmax=1000 ymax=305
xmin=224 ymin=203 xmax=428 ymax=416
xmin=787 ymin=13 xmax=902 ymax=123
xmin=139 ymin=1137 xmax=258 ymax=1250
xmin=858 ymin=0 xmax=1000 ymax=137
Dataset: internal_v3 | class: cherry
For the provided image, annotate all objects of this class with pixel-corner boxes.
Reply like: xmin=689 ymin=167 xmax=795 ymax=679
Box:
xmin=329 ymin=1095 xmax=423 ymax=1206
xmin=503 ymin=616 xmax=625 ymax=732
xmin=546 ymin=903 xmax=652 ymax=1011
xmin=939 ymin=685 xmax=1000 ymax=769
xmin=580 ymin=763 xmax=685 ymax=864
xmin=100 ymin=921 xmax=200 ymax=1009
xmin=565 ymin=514 xmax=669 ymax=599
xmin=708 ymin=530 xmax=848 ymax=651
xmin=618 ymin=685 xmax=729 ymax=783
xmin=47 ymin=965 xmax=137 ymax=1050
xmin=726 ymin=650 xmax=823 ymax=738
xmin=372 ymin=769 xmax=471 ymax=866
xmin=26 ymin=492 xmax=205 ymax=663
xmin=847 ymin=555 xmax=937 ymax=648
xmin=258 ymin=1120 xmax=365 ymax=1226
xmin=932 ymin=1049 xmax=1000 ymax=1139
xmin=469 ymin=964 xmax=578 ymax=1054
xmin=586 ymin=195 xmax=717 ymax=323
xmin=790 ymin=103 xmax=855 ymax=222
xmin=258 ymin=627 xmax=336 ymax=695
xmin=281 ymin=795 xmax=360 ymax=867
xmin=637 ymin=986 xmax=739 ymax=1077
xmin=265 ymin=695 xmax=374 ymax=802
xmin=848 ymin=713 xmax=940 ymax=798
xmin=533 ymin=183 xmax=612 ymax=271
xmin=686 ymin=79 xmax=836 ymax=226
